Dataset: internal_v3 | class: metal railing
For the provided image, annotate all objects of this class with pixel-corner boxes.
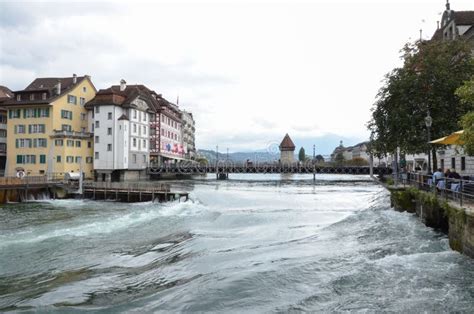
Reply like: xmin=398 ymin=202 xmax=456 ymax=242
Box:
xmin=393 ymin=172 xmax=474 ymax=207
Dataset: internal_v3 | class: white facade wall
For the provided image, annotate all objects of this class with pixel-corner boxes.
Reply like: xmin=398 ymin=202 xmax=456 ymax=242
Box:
xmin=128 ymin=103 xmax=150 ymax=169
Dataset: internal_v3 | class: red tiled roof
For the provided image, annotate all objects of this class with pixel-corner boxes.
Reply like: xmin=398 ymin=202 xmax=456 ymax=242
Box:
xmin=279 ymin=134 xmax=295 ymax=151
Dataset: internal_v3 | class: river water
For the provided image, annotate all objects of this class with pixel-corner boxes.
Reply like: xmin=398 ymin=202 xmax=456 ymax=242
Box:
xmin=0 ymin=174 xmax=473 ymax=312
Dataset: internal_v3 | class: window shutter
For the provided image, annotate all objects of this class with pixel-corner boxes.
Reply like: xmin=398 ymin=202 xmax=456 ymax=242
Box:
xmin=16 ymin=155 xmax=22 ymax=164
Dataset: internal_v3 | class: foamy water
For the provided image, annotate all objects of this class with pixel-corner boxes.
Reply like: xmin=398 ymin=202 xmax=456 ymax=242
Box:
xmin=0 ymin=174 xmax=473 ymax=312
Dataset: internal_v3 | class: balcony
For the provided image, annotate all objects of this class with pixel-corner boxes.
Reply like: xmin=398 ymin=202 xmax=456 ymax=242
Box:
xmin=51 ymin=130 xmax=93 ymax=139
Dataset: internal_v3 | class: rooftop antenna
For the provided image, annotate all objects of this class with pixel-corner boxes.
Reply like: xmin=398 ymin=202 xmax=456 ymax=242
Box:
xmin=419 ymin=29 xmax=423 ymax=40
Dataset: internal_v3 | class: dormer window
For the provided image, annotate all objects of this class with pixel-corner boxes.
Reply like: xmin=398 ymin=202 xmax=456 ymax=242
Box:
xmin=16 ymin=94 xmax=21 ymax=101
xmin=30 ymin=94 xmax=35 ymax=101
xmin=42 ymin=93 xmax=47 ymax=100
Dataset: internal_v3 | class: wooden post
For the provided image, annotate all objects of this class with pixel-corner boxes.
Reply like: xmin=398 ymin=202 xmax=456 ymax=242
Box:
xmin=93 ymin=187 xmax=96 ymax=200
xmin=152 ymin=190 xmax=155 ymax=203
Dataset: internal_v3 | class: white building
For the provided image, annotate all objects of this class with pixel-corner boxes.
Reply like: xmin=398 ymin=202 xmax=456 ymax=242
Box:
xmin=181 ymin=110 xmax=196 ymax=160
xmin=85 ymin=80 xmax=155 ymax=181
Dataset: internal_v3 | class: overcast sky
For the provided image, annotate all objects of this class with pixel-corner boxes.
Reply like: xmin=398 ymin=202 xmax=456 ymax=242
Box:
xmin=1 ymin=0 xmax=473 ymax=154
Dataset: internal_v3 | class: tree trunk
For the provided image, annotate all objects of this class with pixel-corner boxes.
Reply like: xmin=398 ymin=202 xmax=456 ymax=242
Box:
xmin=432 ymin=148 xmax=437 ymax=171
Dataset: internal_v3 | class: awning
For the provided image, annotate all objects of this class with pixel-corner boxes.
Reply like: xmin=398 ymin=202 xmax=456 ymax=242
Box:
xmin=430 ymin=130 xmax=464 ymax=145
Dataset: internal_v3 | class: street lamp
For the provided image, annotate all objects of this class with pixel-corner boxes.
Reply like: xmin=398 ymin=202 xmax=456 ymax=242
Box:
xmin=425 ymin=111 xmax=432 ymax=173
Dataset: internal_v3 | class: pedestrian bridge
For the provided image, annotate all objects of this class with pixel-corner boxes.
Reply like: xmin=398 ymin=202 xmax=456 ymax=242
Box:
xmin=147 ymin=164 xmax=392 ymax=175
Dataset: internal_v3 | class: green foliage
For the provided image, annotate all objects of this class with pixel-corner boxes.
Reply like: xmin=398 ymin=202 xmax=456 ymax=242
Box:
xmin=298 ymin=147 xmax=306 ymax=162
xmin=195 ymin=157 xmax=208 ymax=165
xmin=346 ymin=157 xmax=369 ymax=166
xmin=457 ymin=78 xmax=474 ymax=155
xmin=368 ymin=39 xmax=474 ymax=157
xmin=315 ymin=154 xmax=325 ymax=163
xmin=460 ymin=112 xmax=474 ymax=155
xmin=334 ymin=152 xmax=344 ymax=165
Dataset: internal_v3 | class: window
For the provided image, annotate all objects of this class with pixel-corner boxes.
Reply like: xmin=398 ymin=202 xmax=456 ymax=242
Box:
xmin=92 ymin=124 xmax=94 ymax=132
xmin=95 ymin=120 xmax=100 ymax=128
xmin=81 ymin=127 xmax=86 ymax=133
xmin=461 ymin=157 xmax=466 ymax=171
xmin=15 ymin=125 xmax=26 ymax=134
xmin=133 ymin=154 xmax=137 ymax=163
xmin=66 ymin=156 xmax=74 ymax=163
xmin=9 ymin=109 xmax=21 ymax=119
xmin=55 ymin=139 xmax=64 ymax=146
xmin=39 ymin=108 xmax=49 ymax=117
xmin=133 ymin=124 xmax=137 ymax=133
xmin=61 ymin=110 xmax=73 ymax=120
xmin=95 ymin=152 xmax=99 ymax=159
xmin=33 ymin=138 xmax=47 ymax=148
xmin=95 ymin=106 xmax=100 ymax=114
xmin=57 ymin=155 xmax=62 ymax=163
xmin=451 ymin=157 xmax=456 ymax=170
xmin=42 ymin=93 xmax=47 ymax=100
xmin=80 ymin=113 xmax=86 ymax=121
xmin=86 ymin=157 xmax=93 ymax=163
xmin=88 ymin=141 xmax=91 ymax=148
xmin=30 ymin=94 xmax=35 ymax=101
xmin=75 ymin=156 xmax=82 ymax=163
xmin=76 ymin=141 xmax=81 ymax=147
xmin=83 ymin=86 xmax=87 ymax=93
xmin=133 ymin=138 xmax=136 ymax=147
xmin=143 ymin=126 xmax=146 ymax=135
xmin=133 ymin=109 xmax=137 ymax=119
xmin=441 ymin=159 xmax=445 ymax=171
xmin=24 ymin=109 xmax=35 ymax=118
xmin=95 ymin=136 xmax=99 ymax=143
xmin=67 ymin=140 xmax=74 ymax=147
xmin=62 ymin=124 xmax=72 ymax=132
xmin=107 ymin=144 xmax=112 ymax=151
xmin=16 ymin=95 xmax=21 ymax=101
xmin=107 ymin=128 xmax=112 ymax=135
xmin=80 ymin=97 xmax=85 ymax=106
xmin=28 ymin=124 xmax=46 ymax=133
xmin=0 ymin=130 xmax=6 ymax=137
xmin=143 ymin=139 xmax=146 ymax=149
xmin=67 ymin=95 xmax=77 ymax=104
xmin=40 ymin=155 xmax=46 ymax=164
xmin=144 ymin=113 xmax=147 ymax=122
xmin=16 ymin=155 xmax=36 ymax=164
xmin=15 ymin=139 xmax=32 ymax=148
xmin=108 ymin=112 xmax=112 ymax=120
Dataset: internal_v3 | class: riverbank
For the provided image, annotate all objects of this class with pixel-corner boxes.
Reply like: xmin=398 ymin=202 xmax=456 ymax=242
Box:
xmin=386 ymin=184 xmax=474 ymax=258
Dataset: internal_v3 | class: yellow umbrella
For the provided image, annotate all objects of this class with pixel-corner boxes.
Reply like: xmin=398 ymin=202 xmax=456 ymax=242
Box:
xmin=430 ymin=130 xmax=464 ymax=145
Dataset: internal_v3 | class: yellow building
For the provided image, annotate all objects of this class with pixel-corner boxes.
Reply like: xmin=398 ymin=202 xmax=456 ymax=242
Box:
xmin=3 ymin=75 xmax=97 ymax=178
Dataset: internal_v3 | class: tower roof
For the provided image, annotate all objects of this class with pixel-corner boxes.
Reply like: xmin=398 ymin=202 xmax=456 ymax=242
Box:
xmin=279 ymin=134 xmax=295 ymax=151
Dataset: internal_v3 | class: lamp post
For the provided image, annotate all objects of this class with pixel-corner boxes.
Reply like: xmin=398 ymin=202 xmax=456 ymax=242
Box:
xmin=216 ymin=145 xmax=219 ymax=179
xmin=425 ymin=111 xmax=432 ymax=173
xmin=313 ymin=144 xmax=316 ymax=183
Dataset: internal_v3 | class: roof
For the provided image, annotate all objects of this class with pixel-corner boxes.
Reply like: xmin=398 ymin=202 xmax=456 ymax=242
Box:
xmin=0 ymin=86 xmax=13 ymax=104
xmin=2 ymin=75 xmax=96 ymax=106
xmin=453 ymin=11 xmax=474 ymax=25
xmin=117 ymin=114 xmax=129 ymax=121
xmin=85 ymin=84 xmax=158 ymax=112
xmin=279 ymin=134 xmax=295 ymax=151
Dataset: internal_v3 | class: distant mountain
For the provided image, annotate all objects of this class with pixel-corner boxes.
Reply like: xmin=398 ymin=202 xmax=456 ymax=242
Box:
xmin=197 ymin=149 xmax=279 ymax=163
xmin=197 ymin=133 xmax=366 ymax=161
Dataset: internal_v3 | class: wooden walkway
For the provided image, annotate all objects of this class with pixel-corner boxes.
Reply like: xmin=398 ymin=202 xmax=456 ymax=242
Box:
xmin=148 ymin=165 xmax=392 ymax=175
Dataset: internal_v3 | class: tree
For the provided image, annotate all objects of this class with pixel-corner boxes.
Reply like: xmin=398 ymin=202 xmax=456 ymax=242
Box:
xmin=457 ymin=78 xmax=474 ymax=155
xmin=368 ymin=39 xmax=474 ymax=168
xmin=315 ymin=154 xmax=325 ymax=163
xmin=298 ymin=147 xmax=306 ymax=162
xmin=335 ymin=152 xmax=345 ymax=165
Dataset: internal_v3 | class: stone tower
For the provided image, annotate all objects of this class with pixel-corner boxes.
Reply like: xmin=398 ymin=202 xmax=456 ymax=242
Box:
xmin=279 ymin=133 xmax=296 ymax=163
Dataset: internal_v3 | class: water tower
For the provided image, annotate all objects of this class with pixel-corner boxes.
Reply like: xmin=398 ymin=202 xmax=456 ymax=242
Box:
xmin=279 ymin=134 xmax=295 ymax=163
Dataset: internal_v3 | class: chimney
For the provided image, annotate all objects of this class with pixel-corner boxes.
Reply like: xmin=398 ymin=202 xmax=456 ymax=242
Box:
xmin=120 ymin=79 xmax=126 ymax=91
xmin=437 ymin=21 xmax=440 ymax=29
xmin=56 ymin=80 xmax=61 ymax=95
xmin=72 ymin=73 xmax=77 ymax=84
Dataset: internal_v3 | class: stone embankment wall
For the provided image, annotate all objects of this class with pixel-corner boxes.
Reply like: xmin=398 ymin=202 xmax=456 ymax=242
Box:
xmin=389 ymin=186 xmax=474 ymax=258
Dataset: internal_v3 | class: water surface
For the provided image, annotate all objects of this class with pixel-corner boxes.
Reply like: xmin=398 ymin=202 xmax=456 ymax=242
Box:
xmin=1 ymin=174 xmax=473 ymax=312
